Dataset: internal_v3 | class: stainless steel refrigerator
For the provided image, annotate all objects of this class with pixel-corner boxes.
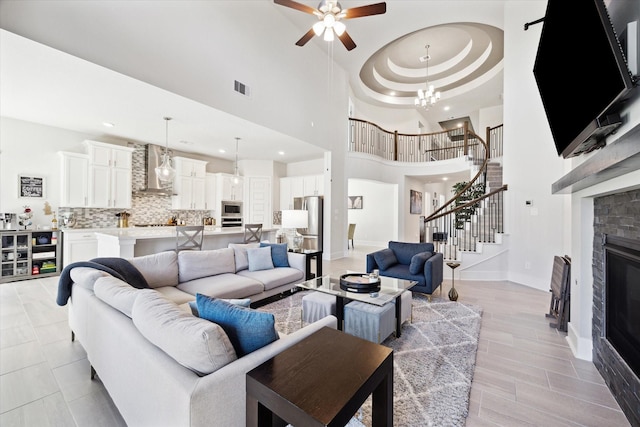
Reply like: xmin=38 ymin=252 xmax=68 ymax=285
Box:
xmin=293 ymin=196 xmax=323 ymax=252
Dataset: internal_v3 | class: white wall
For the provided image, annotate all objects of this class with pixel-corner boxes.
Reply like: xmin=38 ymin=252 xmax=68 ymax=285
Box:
xmin=502 ymin=2 xmax=567 ymax=291
xmin=347 ymin=179 xmax=397 ymax=247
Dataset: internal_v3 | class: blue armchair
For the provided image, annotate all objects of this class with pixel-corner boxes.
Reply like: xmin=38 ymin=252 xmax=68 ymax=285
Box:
xmin=366 ymin=241 xmax=443 ymax=298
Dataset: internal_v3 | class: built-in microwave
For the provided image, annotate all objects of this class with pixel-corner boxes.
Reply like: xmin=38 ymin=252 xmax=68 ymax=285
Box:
xmin=221 ymin=201 xmax=242 ymax=217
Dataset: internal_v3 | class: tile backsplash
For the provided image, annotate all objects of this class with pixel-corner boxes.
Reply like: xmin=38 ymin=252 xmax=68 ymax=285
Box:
xmin=58 ymin=142 xmax=211 ymax=228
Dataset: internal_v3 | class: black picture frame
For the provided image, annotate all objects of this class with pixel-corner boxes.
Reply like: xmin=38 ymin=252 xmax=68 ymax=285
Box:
xmin=19 ymin=175 xmax=45 ymax=198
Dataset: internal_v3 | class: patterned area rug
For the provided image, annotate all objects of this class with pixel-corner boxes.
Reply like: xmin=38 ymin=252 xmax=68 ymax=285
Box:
xmin=258 ymin=290 xmax=483 ymax=427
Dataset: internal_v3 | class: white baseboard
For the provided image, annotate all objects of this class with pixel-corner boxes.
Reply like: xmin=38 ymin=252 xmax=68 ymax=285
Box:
xmin=567 ymin=322 xmax=593 ymax=361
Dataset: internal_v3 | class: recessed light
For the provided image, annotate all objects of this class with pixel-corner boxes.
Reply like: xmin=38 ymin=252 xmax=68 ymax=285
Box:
xmin=102 ymin=122 xmax=114 ymax=128
xmin=219 ymin=149 xmax=226 ymax=153
xmin=278 ymin=151 xmax=285 ymax=155
xmin=442 ymin=177 xmax=448 ymax=181
xmin=443 ymin=106 xmax=450 ymax=111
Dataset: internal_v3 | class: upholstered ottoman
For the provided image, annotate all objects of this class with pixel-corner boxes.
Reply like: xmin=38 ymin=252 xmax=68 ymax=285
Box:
xmin=301 ymin=292 xmax=336 ymax=326
xmin=344 ymin=301 xmax=395 ymax=344
xmin=395 ymin=291 xmax=412 ymax=325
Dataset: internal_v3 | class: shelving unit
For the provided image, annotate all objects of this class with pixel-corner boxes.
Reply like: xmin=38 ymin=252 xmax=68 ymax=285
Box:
xmin=0 ymin=230 xmax=61 ymax=283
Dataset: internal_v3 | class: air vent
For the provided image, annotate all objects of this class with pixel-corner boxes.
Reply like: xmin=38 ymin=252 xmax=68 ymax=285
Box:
xmin=234 ymin=80 xmax=251 ymax=97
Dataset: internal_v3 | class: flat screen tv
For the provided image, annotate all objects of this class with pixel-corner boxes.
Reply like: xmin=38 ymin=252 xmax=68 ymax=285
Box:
xmin=534 ymin=0 xmax=636 ymax=158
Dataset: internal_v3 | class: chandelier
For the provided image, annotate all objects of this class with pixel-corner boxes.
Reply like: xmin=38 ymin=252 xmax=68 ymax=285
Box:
xmin=414 ymin=44 xmax=440 ymax=109
xmin=155 ymin=117 xmax=176 ymax=182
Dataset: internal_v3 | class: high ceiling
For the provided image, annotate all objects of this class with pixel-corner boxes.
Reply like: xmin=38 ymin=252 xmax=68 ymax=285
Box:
xmin=0 ymin=0 xmax=505 ymax=164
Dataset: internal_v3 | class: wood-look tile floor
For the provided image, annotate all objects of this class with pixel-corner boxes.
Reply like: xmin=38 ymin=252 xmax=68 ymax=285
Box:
xmin=0 ymin=245 xmax=631 ymax=426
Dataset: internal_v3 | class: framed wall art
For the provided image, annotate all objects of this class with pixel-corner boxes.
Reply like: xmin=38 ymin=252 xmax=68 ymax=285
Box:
xmin=18 ymin=175 xmax=45 ymax=198
xmin=410 ymin=190 xmax=422 ymax=214
xmin=347 ymin=196 xmax=363 ymax=209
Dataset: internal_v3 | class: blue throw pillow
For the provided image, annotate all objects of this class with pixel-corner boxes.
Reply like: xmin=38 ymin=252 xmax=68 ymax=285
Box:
xmin=373 ymin=248 xmax=398 ymax=270
xmin=260 ymin=242 xmax=290 ymax=267
xmin=189 ymin=298 xmax=251 ymax=317
xmin=195 ymin=294 xmax=278 ymax=357
xmin=246 ymin=247 xmax=275 ymax=271
xmin=409 ymin=252 xmax=432 ymax=274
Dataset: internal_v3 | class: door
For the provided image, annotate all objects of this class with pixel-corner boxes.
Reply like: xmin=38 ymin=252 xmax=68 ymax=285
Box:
xmin=247 ymin=177 xmax=271 ymax=227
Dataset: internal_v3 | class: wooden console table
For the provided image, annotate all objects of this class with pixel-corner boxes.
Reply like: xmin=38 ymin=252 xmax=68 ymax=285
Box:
xmin=246 ymin=327 xmax=393 ymax=427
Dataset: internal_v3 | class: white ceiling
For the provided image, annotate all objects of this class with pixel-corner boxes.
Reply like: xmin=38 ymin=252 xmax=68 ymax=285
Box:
xmin=0 ymin=0 xmax=507 ymax=164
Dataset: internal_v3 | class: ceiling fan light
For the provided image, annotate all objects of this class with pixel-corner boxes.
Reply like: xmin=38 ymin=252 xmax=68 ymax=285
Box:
xmin=324 ymin=29 xmax=334 ymax=41
xmin=333 ymin=21 xmax=346 ymax=36
xmin=323 ymin=13 xmax=336 ymax=27
xmin=313 ymin=21 xmax=325 ymax=36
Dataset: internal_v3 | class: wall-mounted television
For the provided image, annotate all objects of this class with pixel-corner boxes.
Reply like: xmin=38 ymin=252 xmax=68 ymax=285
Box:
xmin=533 ymin=0 xmax=637 ymax=159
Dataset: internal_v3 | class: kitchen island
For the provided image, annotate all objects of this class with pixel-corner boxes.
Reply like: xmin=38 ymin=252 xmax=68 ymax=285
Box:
xmin=61 ymin=226 xmax=277 ymax=267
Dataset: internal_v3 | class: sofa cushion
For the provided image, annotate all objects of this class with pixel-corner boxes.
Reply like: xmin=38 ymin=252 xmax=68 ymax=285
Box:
xmin=374 ymin=248 xmax=398 ymax=270
xmin=409 ymin=251 xmax=432 ymax=274
xmin=388 ymin=241 xmax=435 ymax=265
xmin=259 ymin=242 xmax=289 ymax=267
xmin=178 ymin=248 xmax=235 ymax=282
xmin=94 ymin=276 xmax=140 ymax=317
xmin=228 ymin=242 xmax=260 ymax=272
xmin=247 ymin=247 xmax=274 ymax=272
xmin=196 ymin=294 xmax=279 ymax=357
xmin=177 ymin=273 xmax=264 ymax=299
xmin=237 ymin=267 xmax=304 ymax=292
xmin=132 ymin=290 xmax=237 ymax=376
xmin=128 ymin=251 xmax=179 ymax=288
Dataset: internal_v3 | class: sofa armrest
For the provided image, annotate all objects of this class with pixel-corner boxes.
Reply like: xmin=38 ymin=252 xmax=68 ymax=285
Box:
xmin=286 ymin=252 xmax=306 ymax=273
xmin=366 ymin=252 xmax=380 ymax=273
xmin=189 ymin=315 xmax=338 ymax=427
xmin=424 ymin=252 xmax=444 ymax=289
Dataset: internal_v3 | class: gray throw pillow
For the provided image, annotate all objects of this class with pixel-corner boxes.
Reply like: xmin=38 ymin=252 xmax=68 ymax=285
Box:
xmin=247 ymin=247 xmax=274 ymax=271
xmin=374 ymin=248 xmax=398 ymax=270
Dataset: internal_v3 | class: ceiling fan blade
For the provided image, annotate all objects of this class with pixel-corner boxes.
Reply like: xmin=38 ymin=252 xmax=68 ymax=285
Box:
xmin=338 ymin=30 xmax=357 ymax=51
xmin=295 ymin=28 xmax=316 ymax=47
xmin=342 ymin=2 xmax=386 ymax=19
xmin=273 ymin=0 xmax=318 ymax=15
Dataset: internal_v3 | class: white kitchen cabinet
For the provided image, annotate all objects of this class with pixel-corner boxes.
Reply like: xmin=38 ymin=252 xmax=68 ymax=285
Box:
xmin=280 ymin=174 xmax=323 ymax=210
xmin=62 ymin=231 xmax=98 ymax=268
xmin=84 ymin=140 xmax=134 ymax=208
xmin=171 ymin=157 xmax=208 ymax=210
xmin=205 ymin=173 xmax=217 ymax=211
xmin=216 ymin=173 xmax=243 ymax=201
xmin=246 ymin=177 xmax=272 ymax=226
xmin=280 ymin=177 xmax=293 ymax=210
xmin=303 ymin=174 xmax=324 ymax=196
xmin=59 ymin=151 xmax=89 ymax=207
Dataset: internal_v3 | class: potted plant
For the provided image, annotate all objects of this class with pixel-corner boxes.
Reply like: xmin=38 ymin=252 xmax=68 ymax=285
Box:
xmin=452 ymin=181 xmax=485 ymax=229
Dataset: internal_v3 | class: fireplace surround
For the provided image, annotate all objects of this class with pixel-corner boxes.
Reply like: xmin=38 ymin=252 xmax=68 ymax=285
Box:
xmin=593 ymin=189 xmax=640 ymax=426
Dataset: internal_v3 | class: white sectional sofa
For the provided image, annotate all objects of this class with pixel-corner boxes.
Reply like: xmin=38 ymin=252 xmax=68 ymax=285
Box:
xmin=65 ymin=246 xmax=337 ymax=427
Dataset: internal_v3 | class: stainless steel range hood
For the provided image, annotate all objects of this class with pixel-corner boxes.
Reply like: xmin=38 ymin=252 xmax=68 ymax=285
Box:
xmin=134 ymin=144 xmax=175 ymax=195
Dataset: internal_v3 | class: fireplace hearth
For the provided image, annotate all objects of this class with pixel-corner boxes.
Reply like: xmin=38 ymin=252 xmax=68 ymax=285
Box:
xmin=593 ymin=190 xmax=640 ymax=427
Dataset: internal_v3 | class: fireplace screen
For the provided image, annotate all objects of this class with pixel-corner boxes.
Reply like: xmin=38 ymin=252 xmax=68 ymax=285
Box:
xmin=604 ymin=234 xmax=640 ymax=379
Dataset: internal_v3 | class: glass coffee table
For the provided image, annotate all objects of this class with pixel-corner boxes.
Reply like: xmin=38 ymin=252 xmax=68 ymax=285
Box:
xmin=297 ymin=272 xmax=416 ymax=338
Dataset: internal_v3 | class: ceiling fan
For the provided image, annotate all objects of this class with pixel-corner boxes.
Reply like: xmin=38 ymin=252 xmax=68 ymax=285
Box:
xmin=274 ymin=0 xmax=387 ymax=51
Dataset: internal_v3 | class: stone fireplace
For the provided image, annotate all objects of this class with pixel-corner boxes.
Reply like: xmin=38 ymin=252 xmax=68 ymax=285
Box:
xmin=592 ymin=189 xmax=640 ymax=427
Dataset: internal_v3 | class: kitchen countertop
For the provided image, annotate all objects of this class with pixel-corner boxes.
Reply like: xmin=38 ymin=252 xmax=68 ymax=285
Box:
xmin=61 ymin=226 xmax=276 ymax=240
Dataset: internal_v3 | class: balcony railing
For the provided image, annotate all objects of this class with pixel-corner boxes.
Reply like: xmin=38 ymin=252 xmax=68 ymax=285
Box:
xmin=348 ymin=118 xmax=503 ymax=162
xmin=347 ymin=117 xmax=507 ymax=261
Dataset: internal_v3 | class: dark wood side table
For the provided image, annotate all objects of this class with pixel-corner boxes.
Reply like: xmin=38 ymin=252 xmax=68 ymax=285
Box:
xmin=246 ymin=327 xmax=393 ymax=427
xmin=290 ymin=249 xmax=323 ymax=280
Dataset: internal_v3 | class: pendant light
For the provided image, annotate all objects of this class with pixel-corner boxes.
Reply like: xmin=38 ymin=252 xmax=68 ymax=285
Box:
xmin=233 ymin=137 xmax=240 ymax=184
xmin=155 ymin=117 xmax=176 ymax=182
xmin=414 ymin=44 xmax=440 ymax=109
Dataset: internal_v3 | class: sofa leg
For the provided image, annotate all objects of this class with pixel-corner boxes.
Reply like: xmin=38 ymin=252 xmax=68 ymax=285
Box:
xmin=71 ymin=330 xmax=75 ymax=342
xmin=90 ymin=365 xmax=96 ymax=380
